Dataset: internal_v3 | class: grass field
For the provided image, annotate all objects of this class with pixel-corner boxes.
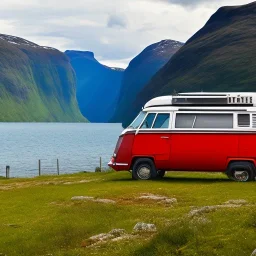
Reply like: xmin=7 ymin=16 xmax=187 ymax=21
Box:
xmin=0 ymin=171 xmax=255 ymax=256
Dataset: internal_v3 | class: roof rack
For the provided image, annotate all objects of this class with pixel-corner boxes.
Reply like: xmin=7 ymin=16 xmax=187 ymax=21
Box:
xmin=144 ymin=92 xmax=256 ymax=108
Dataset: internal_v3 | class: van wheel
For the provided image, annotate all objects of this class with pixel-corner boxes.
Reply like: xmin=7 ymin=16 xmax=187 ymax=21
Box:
xmin=227 ymin=162 xmax=255 ymax=182
xmin=157 ymin=170 xmax=166 ymax=178
xmin=132 ymin=158 xmax=157 ymax=180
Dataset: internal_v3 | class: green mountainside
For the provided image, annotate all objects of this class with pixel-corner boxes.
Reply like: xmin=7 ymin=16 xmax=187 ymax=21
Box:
xmin=0 ymin=34 xmax=86 ymax=122
xmin=132 ymin=2 xmax=256 ymax=124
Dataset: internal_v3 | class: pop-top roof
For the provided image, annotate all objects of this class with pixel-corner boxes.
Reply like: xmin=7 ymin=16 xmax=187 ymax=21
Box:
xmin=144 ymin=92 xmax=256 ymax=108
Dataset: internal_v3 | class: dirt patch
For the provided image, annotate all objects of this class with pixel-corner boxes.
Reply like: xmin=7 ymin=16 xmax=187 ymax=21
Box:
xmin=63 ymin=179 xmax=98 ymax=185
xmin=0 ymin=179 xmax=99 ymax=191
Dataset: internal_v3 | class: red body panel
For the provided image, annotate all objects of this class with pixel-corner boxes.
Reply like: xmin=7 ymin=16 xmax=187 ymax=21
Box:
xmin=109 ymin=134 xmax=134 ymax=171
xmin=169 ymin=134 xmax=239 ymax=171
xmin=132 ymin=133 xmax=170 ymax=169
xmin=108 ymin=132 xmax=256 ymax=172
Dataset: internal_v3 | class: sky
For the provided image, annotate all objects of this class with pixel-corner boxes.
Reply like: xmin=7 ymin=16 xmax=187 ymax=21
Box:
xmin=0 ymin=0 xmax=252 ymax=68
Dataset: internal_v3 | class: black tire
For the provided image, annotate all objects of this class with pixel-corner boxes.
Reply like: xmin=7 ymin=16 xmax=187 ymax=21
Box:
xmin=132 ymin=158 xmax=157 ymax=180
xmin=226 ymin=161 xmax=255 ymax=182
xmin=157 ymin=170 xmax=166 ymax=178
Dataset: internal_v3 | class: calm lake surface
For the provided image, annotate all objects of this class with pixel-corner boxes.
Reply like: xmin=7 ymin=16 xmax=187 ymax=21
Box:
xmin=0 ymin=123 xmax=123 ymax=177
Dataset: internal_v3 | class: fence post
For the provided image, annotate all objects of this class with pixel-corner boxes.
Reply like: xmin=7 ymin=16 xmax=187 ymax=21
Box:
xmin=6 ymin=166 xmax=10 ymax=179
xmin=38 ymin=160 xmax=41 ymax=176
xmin=100 ymin=157 xmax=102 ymax=172
xmin=57 ymin=159 xmax=60 ymax=175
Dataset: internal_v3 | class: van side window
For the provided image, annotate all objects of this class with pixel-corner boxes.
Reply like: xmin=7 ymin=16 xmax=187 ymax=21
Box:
xmin=238 ymin=114 xmax=250 ymax=127
xmin=140 ymin=113 xmax=156 ymax=129
xmin=175 ymin=114 xmax=195 ymax=128
xmin=153 ymin=114 xmax=170 ymax=129
xmin=194 ymin=114 xmax=233 ymax=128
xmin=176 ymin=113 xmax=233 ymax=129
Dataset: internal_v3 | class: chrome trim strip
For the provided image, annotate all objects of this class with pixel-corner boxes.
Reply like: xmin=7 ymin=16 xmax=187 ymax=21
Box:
xmin=108 ymin=161 xmax=129 ymax=166
xmin=123 ymin=130 xmax=256 ymax=134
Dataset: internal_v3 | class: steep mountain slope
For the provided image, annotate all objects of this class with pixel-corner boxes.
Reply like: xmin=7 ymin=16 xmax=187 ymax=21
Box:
xmin=111 ymin=40 xmax=183 ymax=127
xmin=0 ymin=34 xmax=85 ymax=122
xmin=134 ymin=2 xmax=256 ymax=119
xmin=65 ymin=50 xmax=124 ymax=123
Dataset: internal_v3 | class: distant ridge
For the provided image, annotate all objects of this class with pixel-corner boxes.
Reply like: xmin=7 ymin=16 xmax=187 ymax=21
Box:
xmin=111 ymin=39 xmax=184 ymax=127
xmin=65 ymin=50 xmax=124 ymax=123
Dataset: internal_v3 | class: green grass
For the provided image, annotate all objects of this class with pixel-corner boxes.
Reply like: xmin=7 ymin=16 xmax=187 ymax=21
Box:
xmin=0 ymin=171 xmax=255 ymax=256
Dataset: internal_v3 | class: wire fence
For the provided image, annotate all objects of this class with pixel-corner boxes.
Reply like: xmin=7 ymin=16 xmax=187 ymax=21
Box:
xmin=0 ymin=156 xmax=109 ymax=178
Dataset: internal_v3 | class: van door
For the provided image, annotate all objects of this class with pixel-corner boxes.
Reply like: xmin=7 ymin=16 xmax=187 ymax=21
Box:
xmin=132 ymin=113 xmax=171 ymax=169
xmin=170 ymin=112 xmax=238 ymax=171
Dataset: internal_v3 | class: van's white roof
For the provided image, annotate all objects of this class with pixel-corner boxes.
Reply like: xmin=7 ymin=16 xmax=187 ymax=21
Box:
xmin=144 ymin=92 xmax=256 ymax=109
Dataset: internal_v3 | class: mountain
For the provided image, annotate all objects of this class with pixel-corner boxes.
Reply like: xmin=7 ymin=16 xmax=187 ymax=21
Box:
xmin=65 ymin=50 xmax=124 ymax=123
xmin=133 ymin=2 xmax=256 ymax=118
xmin=0 ymin=34 xmax=85 ymax=122
xmin=111 ymin=40 xmax=184 ymax=127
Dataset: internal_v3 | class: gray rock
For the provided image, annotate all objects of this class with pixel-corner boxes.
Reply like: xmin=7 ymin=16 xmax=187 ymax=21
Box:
xmin=188 ymin=203 xmax=243 ymax=217
xmin=133 ymin=222 xmax=157 ymax=232
xmin=71 ymin=196 xmax=94 ymax=201
xmin=71 ymin=196 xmax=116 ymax=204
xmin=138 ymin=193 xmax=177 ymax=205
xmin=251 ymin=249 xmax=256 ymax=256
xmin=109 ymin=229 xmax=127 ymax=237
xmin=139 ymin=194 xmax=168 ymax=200
xmin=89 ymin=233 xmax=114 ymax=242
xmin=87 ymin=228 xmax=128 ymax=247
xmin=162 ymin=198 xmax=178 ymax=204
xmin=224 ymin=199 xmax=248 ymax=205
xmin=94 ymin=199 xmax=116 ymax=204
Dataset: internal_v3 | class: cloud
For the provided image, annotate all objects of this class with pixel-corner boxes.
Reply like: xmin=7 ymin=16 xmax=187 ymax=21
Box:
xmin=154 ymin=0 xmax=212 ymax=6
xmin=148 ymin=0 xmax=249 ymax=8
xmin=97 ymin=57 xmax=131 ymax=69
xmin=0 ymin=0 xmax=252 ymax=68
xmin=107 ymin=14 xmax=127 ymax=28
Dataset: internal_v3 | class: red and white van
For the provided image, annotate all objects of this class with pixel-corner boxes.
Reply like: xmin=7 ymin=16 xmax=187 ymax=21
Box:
xmin=109 ymin=92 xmax=256 ymax=182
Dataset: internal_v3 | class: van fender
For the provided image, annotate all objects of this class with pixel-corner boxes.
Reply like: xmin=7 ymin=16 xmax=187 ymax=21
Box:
xmin=130 ymin=155 xmax=156 ymax=170
xmin=226 ymin=158 xmax=256 ymax=170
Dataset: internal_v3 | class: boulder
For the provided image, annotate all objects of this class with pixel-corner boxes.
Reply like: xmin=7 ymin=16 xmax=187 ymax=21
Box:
xmin=224 ymin=200 xmax=248 ymax=205
xmin=251 ymin=249 xmax=256 ymax=256
xmin=71 ymin=196 xmax=94 ymax=201
xmin=133 ymin=222 xmax=157 ymax=232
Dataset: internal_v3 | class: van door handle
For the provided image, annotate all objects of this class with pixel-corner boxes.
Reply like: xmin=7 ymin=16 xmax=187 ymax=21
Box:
xmin=161 ymin=136 xmax=169 ymax=139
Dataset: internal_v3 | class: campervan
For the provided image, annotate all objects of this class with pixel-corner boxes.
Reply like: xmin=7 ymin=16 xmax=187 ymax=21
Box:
xmin=109 ymin=93 xmax=256 ymax=182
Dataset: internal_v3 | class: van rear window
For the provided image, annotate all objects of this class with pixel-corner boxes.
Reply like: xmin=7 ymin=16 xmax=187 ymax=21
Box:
xmin=238 ymin=114 xmax=250 ymax=127
xmin=175 ymin=113 xmax=233 ymax=129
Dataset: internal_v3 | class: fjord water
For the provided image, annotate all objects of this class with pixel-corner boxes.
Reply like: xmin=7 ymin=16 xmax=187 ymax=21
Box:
xmin=0 ymin=123 xmax=123 ymax=177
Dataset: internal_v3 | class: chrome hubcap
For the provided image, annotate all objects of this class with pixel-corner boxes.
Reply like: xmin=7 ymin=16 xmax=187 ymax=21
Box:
xmin=234 ymin=170 xmax=249 ymax=182
xmin=137 ymin=166 xmax=151 ymax=180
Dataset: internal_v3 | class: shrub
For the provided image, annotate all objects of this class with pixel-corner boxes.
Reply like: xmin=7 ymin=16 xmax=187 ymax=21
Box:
xmin=95 ymin=167 xmax=101 ymax=173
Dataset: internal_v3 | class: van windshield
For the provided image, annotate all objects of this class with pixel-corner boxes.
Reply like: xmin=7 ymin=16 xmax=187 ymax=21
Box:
xmin=127 ymin=112 xmax=146 ymax=129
